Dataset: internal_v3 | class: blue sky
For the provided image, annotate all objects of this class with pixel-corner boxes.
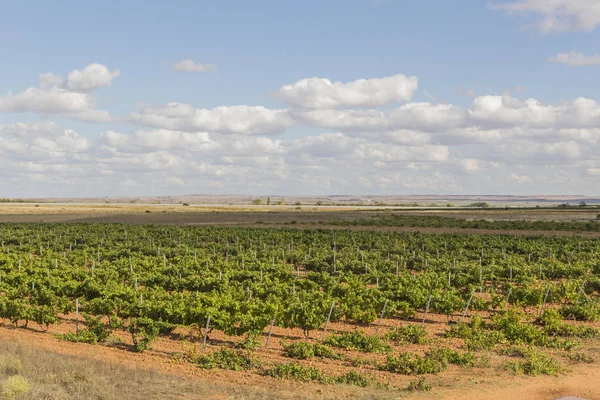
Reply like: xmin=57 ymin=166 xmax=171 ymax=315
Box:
xmin=1 ymin=0 xmax=600 ymax=197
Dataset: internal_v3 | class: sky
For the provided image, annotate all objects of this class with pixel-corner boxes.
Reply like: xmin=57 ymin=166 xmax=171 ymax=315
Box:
xmin=1 ymin=0 xmax=600 ymax=197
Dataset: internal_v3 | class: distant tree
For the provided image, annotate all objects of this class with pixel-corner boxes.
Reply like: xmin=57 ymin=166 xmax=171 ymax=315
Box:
xmin=294 ymin=201 xmax=302 ymax=206
xmin=579 ymin=201 xmax=587 ymax=208
xmin=267 ymin=197 xmax=271 ymax=205
xmin=468 ymin=202 xmax=490 ymax=208
xmin=251 ymin=198 xmax=263 ymax=205
xmin=278 ymin=197 xmax=286 ymax=206
xmin=316 ymin=200 xmax=323 ymax=206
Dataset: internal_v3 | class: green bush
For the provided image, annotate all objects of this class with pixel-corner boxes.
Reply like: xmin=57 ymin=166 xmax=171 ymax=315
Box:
xmin=426 ymin=347 xmax=475 ymax=366
xmin=195 ymin=348 xmax=259 ymax=371
xmin=379 ymin=352 xmax=446 ymax=375
xmin=264 ymin=363 xmax=372 ymax=386
xmin=502 ymin=349 xmax=563 ymax=376
xmin=405 ymin=377 xmax=432 ymax=392
xmin=559 ymin=302 xmax=600 ymax=322
xmin=446 ymin=315 xmax=505 ymax=350
xmin=263 ymin=363 xmax=331 ymax=383
xmin=335 ymin=370 xmax=372 ymax=387
xmin=350 ymin=357 xmax=372 ymax=367
xmin=567 ymin=352 xmax=594 ymax=364
xmin=491 ymin=310 xmax=545 ymax=345
xmin=55 ymin=330 xmax=100 ymax=344
xmin=387 ymin=325 xmax=428 ymax=345
xmin=325 ymin=331 xmax=391 ymax=353
xmin=235 ymin=332 xmax=261 ymax=352
xmin=538 ymin=309 xmax=600 ymax=338
xmin=282 ymin=341 xmax=343 ymax=360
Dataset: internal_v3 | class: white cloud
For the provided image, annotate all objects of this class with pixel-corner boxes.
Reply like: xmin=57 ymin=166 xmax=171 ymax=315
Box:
xmin=0 ymin=123 xmax=89 ymax=160
xmin=0 ymin=63 xmax=116 ymax=121
xmin=0 ymin=87 xmax=94 ymax=114
xmin=491 ymin=0 xmax=600 ymax=33
xmin=388 ymin=103 xmax=466 ymax=132
xmin=550 ymin=51 xmax=600 ymax=66
xmin=129 ymin=103 xmax=293 ymax=134
xmin=459 ymin=159 xmax=481 ymax=174
xmin=510 ymin=173 xmax=532 ymax=183
xmin=277 ymin=74 xmax=418 ymax=109
xmin=64 ymin=63 xmax=120 ymax=92
xmin=4 ymin=68 xmax=600 ymax=196
xmin=0 ymin=121 xmax=64 ymax=137
xmin=468 ymin=94 xmax=600 ymax=129
xmin=172 ymin=60 xmax=218 ymax=73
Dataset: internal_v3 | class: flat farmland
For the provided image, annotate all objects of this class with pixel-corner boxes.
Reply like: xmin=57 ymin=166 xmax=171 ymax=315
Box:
xmin=1 ymin=218 xmax=600 ymax=399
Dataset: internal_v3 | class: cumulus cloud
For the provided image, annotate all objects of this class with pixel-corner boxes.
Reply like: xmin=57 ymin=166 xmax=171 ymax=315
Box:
xmin=469 ymin=94 xmax=600 ymax=129
xmin=550 ymin=51 xmax=600 ymax=66
xmin=0 ymin=63 xmax=116 ymax=121
xmin=172 ymin=60 xmax=218 ymax=72
xmin=0 ymin=123 xmax=89 ymax=160
xmin=63 ymin=64 xmax=120 ymax=92
xmin=0 ymin=121 xmax=64 ymax=137
xmin=491 ymin=0 xmax=600 ymax=33
xmin=4 ymin=68 xmax=600 ymax=196
xmin=0 ymin=87 xmax=94 ymax=114
xmin=277 ymin=74 xmax=418 ymax=108
xmin=129 ymin=103 xmax=294 ymax=135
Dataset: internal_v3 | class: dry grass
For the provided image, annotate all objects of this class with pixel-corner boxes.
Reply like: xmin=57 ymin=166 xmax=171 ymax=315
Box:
xmin=0 ymin=340 xmax=243 ymax=400
xmin=0 ymin=340 xmax=401 ymax=400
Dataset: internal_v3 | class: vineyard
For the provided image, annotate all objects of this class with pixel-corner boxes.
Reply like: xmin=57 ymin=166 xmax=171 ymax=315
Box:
xmin=327 ymin=213 xmax=600 ymax=232
xmin=1 ymin=222 xmax=600 ymax=395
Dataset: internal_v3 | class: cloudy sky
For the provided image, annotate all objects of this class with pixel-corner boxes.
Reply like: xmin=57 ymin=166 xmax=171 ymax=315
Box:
xmin=1 ymin=0 xmax=600 ymax=197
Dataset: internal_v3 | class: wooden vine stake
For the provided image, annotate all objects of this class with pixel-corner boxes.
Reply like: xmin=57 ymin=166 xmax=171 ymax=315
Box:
xmin=422 ymin=295 xmax=433 ymax=325
xmin=322 ymin=301 xmax=335 ymax=341
xmin=75 ymin=298 xmax=79 ymax=334
xmin=265 ymin=317 xmax=276 ymax=348
xmin=539 ymin=283 xmax=552 ymax=315
xmin=461 ymin=290 xmax=475 ymax=322
xmin=202 ymin=316 xmax=211 ymax=353
xmin=504 ymin=288 xmax=513 ymax=310
xmin=376 ymin=299 xmax=389 ymax=335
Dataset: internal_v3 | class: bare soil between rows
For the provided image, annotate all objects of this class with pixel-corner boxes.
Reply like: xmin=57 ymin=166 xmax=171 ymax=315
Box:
xmin=1 ymin=310 xmax=599 ymax=400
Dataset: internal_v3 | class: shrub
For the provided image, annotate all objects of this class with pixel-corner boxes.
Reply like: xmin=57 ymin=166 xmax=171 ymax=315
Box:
xmin=426 ymin=347 xmax=475 ymax=367
xmin=335 ymin=371 xmax=371 ymax=387
xmin=538 ymin=309 xmax=600 ymax=338
xmin=446 ymin=315 xmax=505 ymax=350
xmin=491 ymin=310 xmax=545 ymax=345
xmin=559 ymin=302 xmax=600 ymax=322
xmin=263 ymin=363 xmax=331 ymax=383
xmin=405 ymin=377 xmax=432 ymax=392
xmin=1 ymin=375 xmax=30 ymax=400
xmin=567 ymin=352 xmax=594 ymax=364
xmin=325 ymin=331 xmax=391 ymax=353
xmin=350 ymin=357 xmax=372 ymax=367
xmin=282 ymin=341 xmax=343 ymax=360
xmin=387 ymin=325 xmax=428 ymax=345
xmin=235 ymin=332 xmax=261 ymax=352
xmin=473 ymin=354 xmax=492 ymax=368
xmin=55 ymin=330 xmax=100 ymax=344
xmin=391 ymin=301 xmax=417 ymax=320
xmin=379 ymin=352 xmax=446 ymax=375
xmin=195 ymin=348 xmax=259 ymax=371
xmin=502 ymin=349 xmax=563 ymax=376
